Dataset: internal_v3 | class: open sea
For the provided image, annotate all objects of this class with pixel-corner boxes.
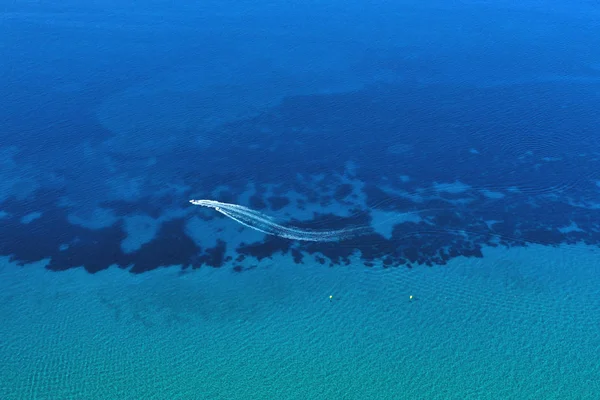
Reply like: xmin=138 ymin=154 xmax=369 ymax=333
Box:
xmin=1 ymin=1 xmax=600 ymax=398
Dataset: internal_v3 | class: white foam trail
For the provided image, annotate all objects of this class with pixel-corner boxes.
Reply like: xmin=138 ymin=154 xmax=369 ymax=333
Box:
xmin=190 ymin=199 xmax=366 ymax=242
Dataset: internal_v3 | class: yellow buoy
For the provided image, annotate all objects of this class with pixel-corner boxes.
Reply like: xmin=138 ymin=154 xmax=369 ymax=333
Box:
xmin=409 ymin=295 xmax=413 ymax=300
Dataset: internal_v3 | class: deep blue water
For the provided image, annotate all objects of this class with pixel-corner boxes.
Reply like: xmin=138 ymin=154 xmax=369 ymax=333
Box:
xmin=2 ymin=0 xmax=600 ymax=274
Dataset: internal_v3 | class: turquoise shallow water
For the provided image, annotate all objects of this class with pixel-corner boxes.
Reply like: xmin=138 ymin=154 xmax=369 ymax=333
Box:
xmin=1 ymin=244 xmax=599 ymax=399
